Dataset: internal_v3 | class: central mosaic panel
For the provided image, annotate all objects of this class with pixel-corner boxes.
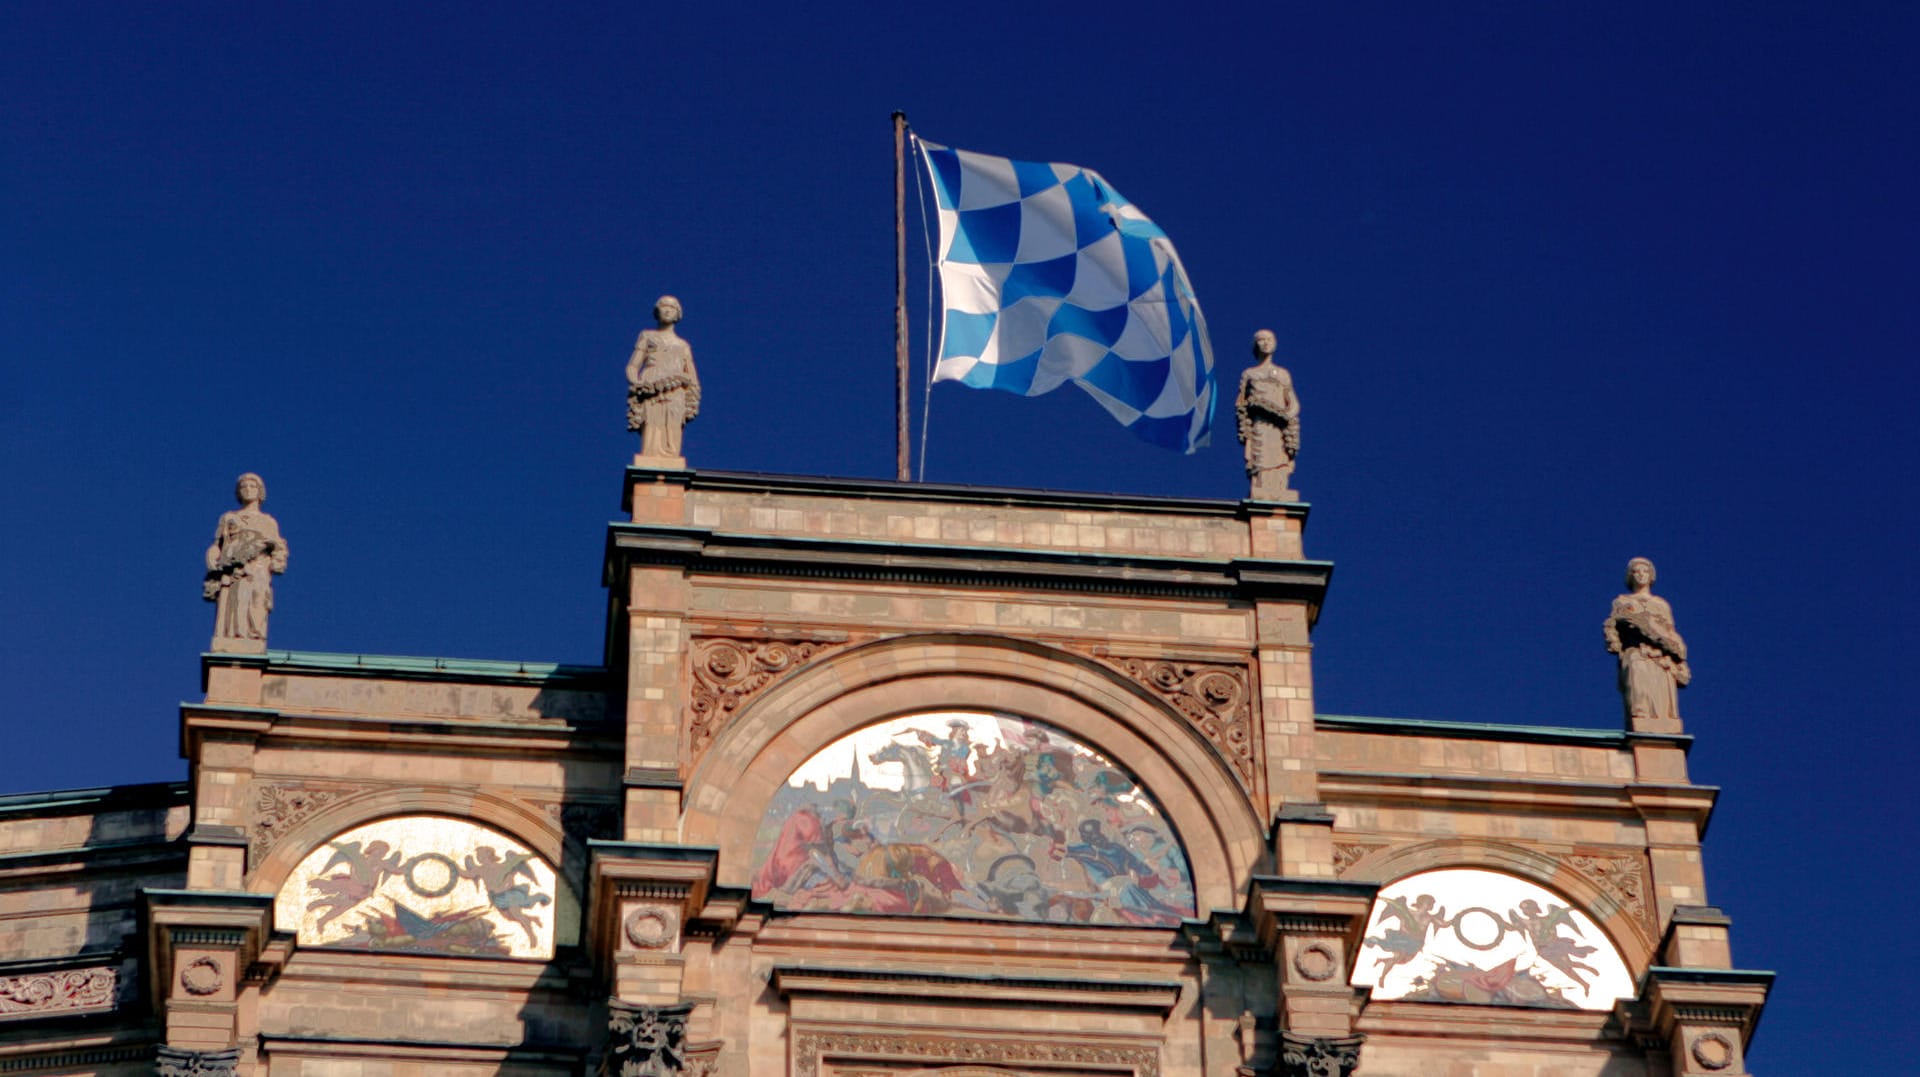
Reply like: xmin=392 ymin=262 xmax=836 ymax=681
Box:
xmin=752 ymin=711 xmax=1196 ymax=926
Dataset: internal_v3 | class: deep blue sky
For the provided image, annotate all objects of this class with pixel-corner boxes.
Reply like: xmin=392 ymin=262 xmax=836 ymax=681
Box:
xmin=4 ymin=5 xmax=1914 ymax=1069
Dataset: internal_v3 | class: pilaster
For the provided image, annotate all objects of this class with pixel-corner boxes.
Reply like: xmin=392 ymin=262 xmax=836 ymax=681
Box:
xmin=587 ymin=841 xmax=723 ymax=1006
xmin=142 ymin=889 xmax=272 ymax=1062
xmin=1244 ymin=877 xmax=1376 ymax=1053
xmin=1244 ymin=501 xmax=1324 ymax=820
xmin=178 ymin=703 xmax=272 ymax=893
xmin=619 ymin=467 xmax=696 ymax=843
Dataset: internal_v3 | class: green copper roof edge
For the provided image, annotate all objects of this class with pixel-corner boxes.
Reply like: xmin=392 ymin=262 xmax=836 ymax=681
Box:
xmin=1645 ymin=965 xmax=1777 ymax=982
xmin=0 ymin=780 xmax=190 ymax=816
xmin=209 ymin=650 xmax=608 ymax=681
xmin=1315 ymin=713 xmax=1636 ymax=747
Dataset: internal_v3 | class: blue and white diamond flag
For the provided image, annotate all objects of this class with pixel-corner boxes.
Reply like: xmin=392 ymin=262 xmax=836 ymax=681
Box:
xmin=918 ymin=138 xmax=1216 ymax=453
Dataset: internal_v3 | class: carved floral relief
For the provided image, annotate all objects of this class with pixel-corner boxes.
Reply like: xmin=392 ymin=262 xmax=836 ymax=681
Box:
xmin=0 ymin=967 xmax=117 ymax=1019
xmin=688 ymin=637 xmax=841 ymax=761
xmin=249 ymin=783 xmax=347 ymax=866
xmin=1065 ymin=648 xmax=1257 ymax=794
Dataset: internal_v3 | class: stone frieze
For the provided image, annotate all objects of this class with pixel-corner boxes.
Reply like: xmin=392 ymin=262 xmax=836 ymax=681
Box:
xmin=0 ymin=966 xmax=117 ymax=1019
xmin=794 ymin=1030 xmax=1159 ymax=1077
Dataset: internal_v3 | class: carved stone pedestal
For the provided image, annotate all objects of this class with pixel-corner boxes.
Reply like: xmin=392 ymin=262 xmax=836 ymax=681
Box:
xmin=1619 ymin=966 xmax=1772 ymax=1077
xmin=142 ymin=889 xmax=272 ymax=1063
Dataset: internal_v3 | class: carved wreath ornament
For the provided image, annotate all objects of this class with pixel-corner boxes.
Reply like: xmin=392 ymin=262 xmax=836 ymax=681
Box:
xmin=1111 ymin=658 xmax=1255 ymax=788
xmin=179 ymin=956 xmax=224 ymax=996
xmin=688 ymin=638 xmax=836 ymax=757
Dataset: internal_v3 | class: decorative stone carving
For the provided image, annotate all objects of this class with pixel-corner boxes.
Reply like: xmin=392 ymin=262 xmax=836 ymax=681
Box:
xmin=1237 ymin=329 xmax=1300 ymax=500
xmin=155 ymin=1046 xmax=242 ymax=1077
xmin=688 ymin=638 xmax=836 ymax=758
xmin=1105 ymin=656 xmax=1255 ymax=789
xmin=1331 ymin=841 xmax=1388 ymax=877
xmin=249 ymin=783 xmax=344 ymax=865
xmin=1292 ymin=941 xmax=1338 ymax=982
xmin=626 ymin=295 xmax=701 ymax=461
xmin=0 ymin=966 xmax=117 ymax=1018
xmin=623 ymin=905 xmax=679 ymax=950
xmin=178 ymin=956 xmax=223 ymax=996
xmin=203 ymin=473 xmax=288 ymax=648
xmin=1604 ymin=558 xmax=1690 ymax=728
xmin=601 ymin=1000 xmax=693 ymax=1076
xmin=792 ymin=1030 xmax=1159 ymax=1077
xmin=1565 ymin=849 xmax=1651 ymax=926
xmin=1690 ymin=1031 xmax=1736 ymax=1071
xmin=1278 ymin=1033 xmax=1363 ymax=1077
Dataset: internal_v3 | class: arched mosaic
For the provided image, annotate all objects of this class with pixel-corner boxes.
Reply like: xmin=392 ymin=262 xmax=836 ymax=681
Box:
xmin=751 ymin=711 xmax=1195 ymax=926
xmin=273 ymin=815 xmax=579 ymax=959
xmin=1350 ymin=867 xmax=1634 ymax=1010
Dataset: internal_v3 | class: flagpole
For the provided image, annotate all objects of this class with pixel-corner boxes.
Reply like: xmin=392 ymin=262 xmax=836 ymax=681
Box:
xmin=893 ymin=110 xmax=911 ymax=482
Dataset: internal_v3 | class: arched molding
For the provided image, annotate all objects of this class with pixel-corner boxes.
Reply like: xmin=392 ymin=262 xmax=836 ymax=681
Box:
xmin=683 ymin=633 xmax=1265 ymax=915
xmin=246 ymin=785 xmax=572 ymax=900
xmin=1352 ymin=837 xmax=1655 ymax=971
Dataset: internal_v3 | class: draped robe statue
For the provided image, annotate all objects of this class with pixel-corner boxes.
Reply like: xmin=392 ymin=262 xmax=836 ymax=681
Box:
xmin=626 ymin=294 xmax=701 ymax=461
xmin=1603 ymin=558 xmax=1690 ymax=729
xmin=205 ymin=473 xmax=288 ymax=649
xmin=1236 ymin=329 xmax=1300 ymax=500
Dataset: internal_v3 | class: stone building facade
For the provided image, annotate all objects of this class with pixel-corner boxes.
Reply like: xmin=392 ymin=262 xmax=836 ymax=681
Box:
xmin=0 ymin=465 xmax=1768 ymax=1076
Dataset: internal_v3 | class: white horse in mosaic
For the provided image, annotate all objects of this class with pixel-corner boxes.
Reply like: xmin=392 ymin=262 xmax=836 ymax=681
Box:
xmin=865 ymin=740 xmax=964 ymax=839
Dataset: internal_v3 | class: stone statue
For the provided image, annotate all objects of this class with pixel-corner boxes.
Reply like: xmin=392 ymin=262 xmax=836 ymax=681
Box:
xmin=204 ymin=473 xmax=288 ymax=649
xmin=626 ymin=295 xmax=701 ymax=461
xmin=1603 ymin=558 xmax=1690 ymax=729
xmin=1236 ymin=329 xmax=1300 ymax=500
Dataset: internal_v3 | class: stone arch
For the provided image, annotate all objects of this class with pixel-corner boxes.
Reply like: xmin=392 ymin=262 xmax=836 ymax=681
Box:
xmin=247 ymin=785 xmax=569 ymax=900
xmin=1350 ymin=837 xmax=1655 ymax=971
xmin=683 ymin=633 xmax=1266 ymax=916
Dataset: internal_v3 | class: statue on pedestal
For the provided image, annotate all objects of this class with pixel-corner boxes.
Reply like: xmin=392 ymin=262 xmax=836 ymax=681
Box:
xmin=626 ymin=295 xmax=701 ymax=462
xmin=204 ymin=473 xmax=288 ymax=649
xmin=1236 ymin=329 xmax=1300 ymax=500
xmin=1603 ymin=558 xmax=1690 ymax=728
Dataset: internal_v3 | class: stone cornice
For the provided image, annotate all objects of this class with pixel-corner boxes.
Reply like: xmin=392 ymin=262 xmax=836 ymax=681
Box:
xmin=200 ymin=650 xmax=608 ymax=691
xmin=604 ymin=521 xmax=1333 ymax=609
xmin=771 ymin=965 xmax=1182 ymax=1015
xmin=0 ymin=781 xmax=189 ymax=820
xmin=180 ymin=704 xmax=617 ymax=759
xmin=1619 ymin=966 xmax=1773 ymax=1051
xmin=626 ymin=465 xmax=1310 ymax=522
xmin=1243 ymin=876 xmax=1379 ymax=963
xmin=1317 ymin=770 xmax=1682 ymax=814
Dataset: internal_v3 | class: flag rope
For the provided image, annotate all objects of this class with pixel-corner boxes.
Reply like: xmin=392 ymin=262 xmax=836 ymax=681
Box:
xmin=910 ymin=131 xmax=939 ymax=481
